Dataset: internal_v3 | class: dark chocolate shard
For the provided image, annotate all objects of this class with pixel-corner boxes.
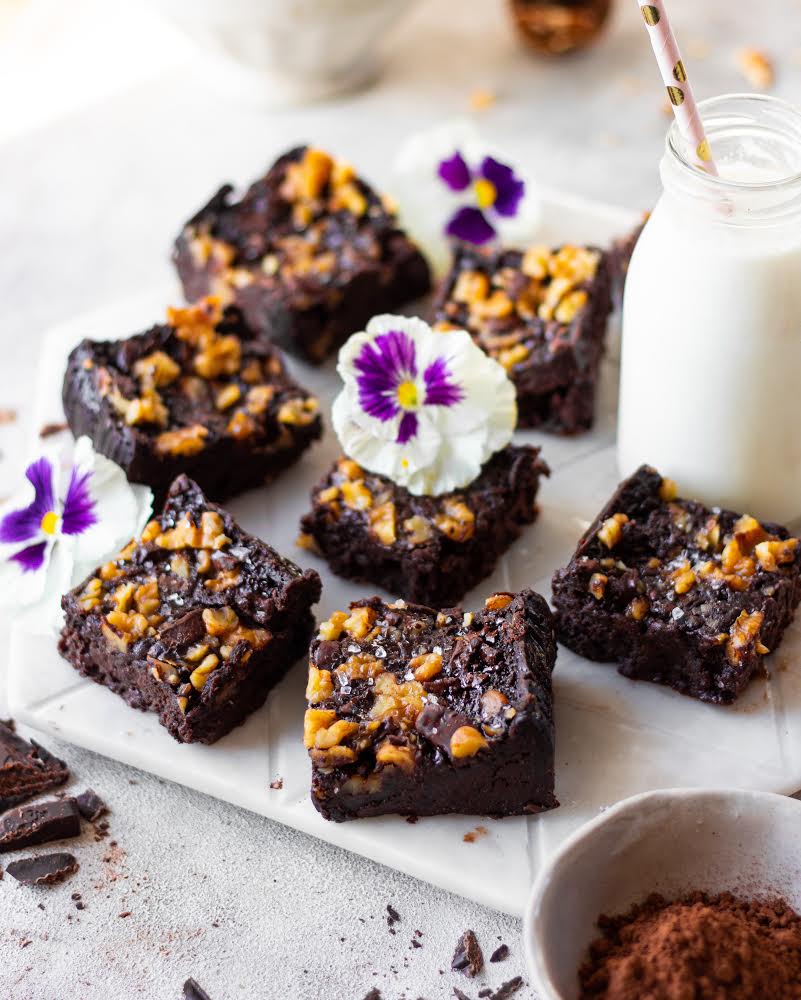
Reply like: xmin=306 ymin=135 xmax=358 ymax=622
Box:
xmin=489 ymin=944 xmax=509 ymax=963
xmin=158 ymin=608 xmax=206 ymax=649
xmin=0 ymin=798 xmax=81 ymax=853
xmin=492 ymin=978 xmax=524 ymax=1000
xmin=75 ymin=788 xmax=107 ymax=822
xmin=452 ymin=929 xmax=484 ymax=978
xmin=6 ymin=852 xmax=79 ymax=885
xmin=183 ymin=978 xmax=213 ymax=1000
xmin=0 ymin=722 xmax=69 ymax=811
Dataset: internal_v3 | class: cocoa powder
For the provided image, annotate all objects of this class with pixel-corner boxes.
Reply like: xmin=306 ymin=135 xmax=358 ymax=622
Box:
xmin=579 ymin=891 xmax=801 ymax=999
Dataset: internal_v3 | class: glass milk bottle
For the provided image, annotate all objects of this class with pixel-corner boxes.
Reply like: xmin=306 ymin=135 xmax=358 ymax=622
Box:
xmin=618 ymin=94 xmax=801 ymax=524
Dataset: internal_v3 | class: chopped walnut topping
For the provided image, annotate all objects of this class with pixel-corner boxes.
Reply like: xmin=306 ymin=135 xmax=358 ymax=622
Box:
xmin=204 ymin=569 xmax=241 ymax=593
xmin=306 ymin=666 xmax=334 ymax=704
xmin=434 ymin=500 xmax=475 ymax=542
xmin=337 ymin=458 xmax=363 ymax=480
xmin=368 ymin=502 xmax=396 ymax=545
xmin=341 ymin=479 xmax=373 ymax=511
xmin=334 ymin=654 xmax=383 ymax=681
xmin=215 ymin=384 xmax=241 ymax=411
xmin=521 ymin=245 xmax=550 ymax=279
xmin=450 ymin=725 xmax=489 ymax=759
xmin=343 ymin=606 xmax=377 ymax=640
xmin=112 ymin=388 xmax=169 ymax=428
xmin=78 ymin=578 xmax=102 ymax=611
xmin=154 ymin=424 xmax=208 ymax=457
xmin=726 ymin=610 xmax=765 ymax=665
xmin=453 ymin=270 xmax=490 ymax=304
xmin=195 ymin=334 xmax=241 ymax=380
xmin=369 ymin=672 xmax=425 ymax=726
xmin=497 ymin=343 xmax=530 ymax=370
xmin=133 ymin=351 xmax=181 ymax=389
xmin=202 ymin=606 xmax=239 ymax=637
xmin=375 ymin=741 xmax=415 ymax=773
xmin=295 ymin=532 xmax=319 ymax=553
xmin=755 ymin=538 xmax=799 ymax=571
xmin=282 ymin=148 xmax=333 ymax=202
xmin=659 ymin=477 xmax=678 ymax=502
xmin=310 ymin=745 xmax=357 ymax=767
xmin=277 ymin=397 xmax=318 ymax=426
xmin=670 ymin=561 xmax=697 ymax=595
xmin=485 ymin=593 xmax=513 ymax=611
xmin=245 ymin=385 xmax=275 ymax=415
xmin=554 ymin=289 xmax=588 ymax=323
xmin=313 ymin=719 xmax=359 ymax=750
xmin=695 ymin=516 xmax=721 ymax=552
xmin=227 ymin=410 xmax=257 ymax=441
xmin=318 ymin=611 xmax=348 ymax=641
xmin=303 ymin=708 xmax=338 ymax=748
xmin=626 ymin=596 xmax=650 ymax=621
xmin=588 ymin=573 xmax=608 ymax=600
xmin=189 ymin=653 xmax=220 ymax=691
xmin=597 ymin=513 xmax=628 ymax=549
xmin=409 ymin=652 xmax=443 ymax=681
xmin=480 ymin=689 xmax=509 ymax=719
xmin=403 ymin=515 xmax=433 ymax=546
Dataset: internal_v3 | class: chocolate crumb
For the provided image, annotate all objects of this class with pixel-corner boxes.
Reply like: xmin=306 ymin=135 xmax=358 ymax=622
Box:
xmin=361 ymin=990 xmax=382 ymax=1000
xmin=39 ymin=422 xmax=68 ymax=438
xmin=411 ymin=938 xmax=423 ymax=949
xmin=491 ymin=977 xmax=523 ymax=999
xmin=183 ymin=978 xmax=213 ymax=1000
xmin=489 ymin=944 xmax=509 ymax=963
xmin=118 ymin=911 xmax=131 ymax=918
xmin=75 ymin=788 xmax=107 ymax=822
xmin=453 ymin=990 xmax=473 ymax=1000
xmin=479 ymin=991 xmax=493 ymax=998
xmin=386 ymin=904 xmax=400 ymax=934
xmin=0 ymin=408 xmax=17 ymax=425
xmin=269 ymin=777 xmax=283 ymax=790
xmin=71 ymin=892 xmax=81 ymax=901
xmin=452 ymin=930 xmax=484 ymax=977
xmin=405 ymin=814 xmax=419 ymax=824
xmin=6 ymin=852 xmax=78 ymax=885
xmin=463 ymin=825 xmax=488 ymax=843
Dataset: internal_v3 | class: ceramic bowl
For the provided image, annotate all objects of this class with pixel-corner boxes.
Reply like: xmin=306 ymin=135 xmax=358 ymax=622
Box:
xmin=524 ymin=787 xmax=801 ymax=1000
xmin=150 ymin=0 xmax=416 ymax=105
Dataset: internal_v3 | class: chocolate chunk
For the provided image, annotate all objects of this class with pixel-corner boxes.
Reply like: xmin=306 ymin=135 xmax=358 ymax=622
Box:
xmin=0 ymin=798 xmax=81 ymax=853
xmin=491 ymin=978 xmax=523 ymax=999
xmin=0 ymin=722 xmax=69 ymax=811
xmin=479 ymin=991 xmax=493 ymax=998
xmin=452 ymin=930 xmax=484 ymax=978
xmin=75 ymin=788 xmax=107 ymax=822
xmin=183 ymin=979 xmax=213 ymax=1000
xmin=6 ymin=852 xmax=79 ymax=885
xmin=158 ymin=608 xmax=206 ymax=649
xmin=489 ymin=944 xmax=509 ymax=963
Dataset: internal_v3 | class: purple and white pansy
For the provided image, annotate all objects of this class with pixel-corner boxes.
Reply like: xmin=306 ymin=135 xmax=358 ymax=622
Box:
xmin=332 ymin=315 xmax=517 ymax=496
xmin=392 ymin=120 xmax=541 ymax=274
xmin=0 ymin=436 xmax=152 ymax=626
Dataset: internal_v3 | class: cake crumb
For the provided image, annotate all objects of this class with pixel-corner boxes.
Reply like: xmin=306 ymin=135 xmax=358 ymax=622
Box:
xmin=738 ymin=48 xmax=774 ymax=89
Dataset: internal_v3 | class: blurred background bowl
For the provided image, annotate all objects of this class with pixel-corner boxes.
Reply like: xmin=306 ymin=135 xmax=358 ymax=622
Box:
xmin=524 ymin=787 xmax=801 ymax=1000
xmin=147 ymin=0 xmax=417 ymax=105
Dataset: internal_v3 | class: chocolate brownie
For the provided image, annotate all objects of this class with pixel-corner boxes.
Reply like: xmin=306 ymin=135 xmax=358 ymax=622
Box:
xmin=60 ymin=475 xmax=321 ymax=743
xmin=305 ymin=590 xmax=557 ymax=821
xmin=434 ymin=243 xmax=612 ymax=432
xmin=298 ymin=447 xmax=549 ymax=608
xmin=173 ymin=146 xmax=431 ymax=364
xmin=552 ymin=465 xmax=801 ymax=703
xmin=62 ymin=297 xmax=321 ymax=502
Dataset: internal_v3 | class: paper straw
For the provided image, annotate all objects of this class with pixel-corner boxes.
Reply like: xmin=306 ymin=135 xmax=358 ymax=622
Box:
xmin=635 ymin=2 xmax=718 ymax=174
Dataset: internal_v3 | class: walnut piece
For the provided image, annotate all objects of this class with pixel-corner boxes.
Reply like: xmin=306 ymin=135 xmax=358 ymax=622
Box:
xmin=375 ymin=741 xmax=415 ymax=773
xmin=484 ymin=593 xmax=513 ymax=611
xmin=318 ymin=611 xmax=348 ymax=641
xmin=403 ymin=515 xmax=433 ymax=546
xmin=306 ymin=667 xmax=334 ymax=704
xmin=588 ymin=572 xmax=607 ymax=600
xmin=409 ymin=652 xmax=443 ymax=681
xmin=434 ymin=500 xmax=475 ymax=543
xmin=154 ymin=424 xmax=208 ymax=457
xmin=368 ymin=502 xmax=396 ymax=545
xmin=597 ymin=513 xmax=628 ymax=549
xmin=450 ymin=726 xmax=489 ymax=759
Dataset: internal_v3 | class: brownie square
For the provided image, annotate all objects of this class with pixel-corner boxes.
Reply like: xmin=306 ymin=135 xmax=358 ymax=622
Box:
xmin=173 ymin=146 xmax=432 ymax=364
xmin=551 ymin=465 xmax=801 ymax=703
xmin=62 ymin=297 xmax=322 ymax=502
xmin=298 ymin=446 xmax=549 ymax=608
xmin=305 ymin=589 xmax=557 ymax=821
xmin=59 ymin=475 xmax=321 ymax=744
xmin=433 ymin=243 xmax=612 ymax=432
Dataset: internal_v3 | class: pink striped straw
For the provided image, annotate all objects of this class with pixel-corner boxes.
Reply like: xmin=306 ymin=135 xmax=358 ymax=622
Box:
xmin=635 ymin=2 xmax=718 ymax=175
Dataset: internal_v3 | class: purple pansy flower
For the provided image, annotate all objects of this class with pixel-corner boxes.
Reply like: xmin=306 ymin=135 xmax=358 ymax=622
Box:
xmin=0 ymin=456 xmax=97 ymax=572
xmin=438 ymin=152 xmax=525 ymax=245
xmin=353 ymin=328 xmax=463 ymax=444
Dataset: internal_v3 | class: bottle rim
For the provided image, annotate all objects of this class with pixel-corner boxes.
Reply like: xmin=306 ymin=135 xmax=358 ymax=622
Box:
xmin=666 ymin=93 xmax=801 ymax=193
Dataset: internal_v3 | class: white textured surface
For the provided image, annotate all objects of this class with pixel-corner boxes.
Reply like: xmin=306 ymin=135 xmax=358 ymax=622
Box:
xmin=1 ymin=0 xmax=801 ymax=997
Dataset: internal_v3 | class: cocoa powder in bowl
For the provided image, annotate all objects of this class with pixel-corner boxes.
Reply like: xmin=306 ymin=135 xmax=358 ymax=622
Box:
xmin=579 ymin=891 xmax=801 ymax=999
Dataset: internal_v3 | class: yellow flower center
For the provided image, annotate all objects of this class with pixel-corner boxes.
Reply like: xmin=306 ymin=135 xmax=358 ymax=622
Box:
xmin=474 ymin=177 xmax=497 ymax=210
xmin=396 ymin=380 xmax=418 ymax=410
xmin=40 ymin=511 xmax=60 ymax=535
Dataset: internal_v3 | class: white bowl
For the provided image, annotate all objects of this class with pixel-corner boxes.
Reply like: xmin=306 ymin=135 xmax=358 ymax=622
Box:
xmin=524 ymin=787 xmax=801 ymax=1000
xmin=149 ymin=0 xmax=417 ymax=105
